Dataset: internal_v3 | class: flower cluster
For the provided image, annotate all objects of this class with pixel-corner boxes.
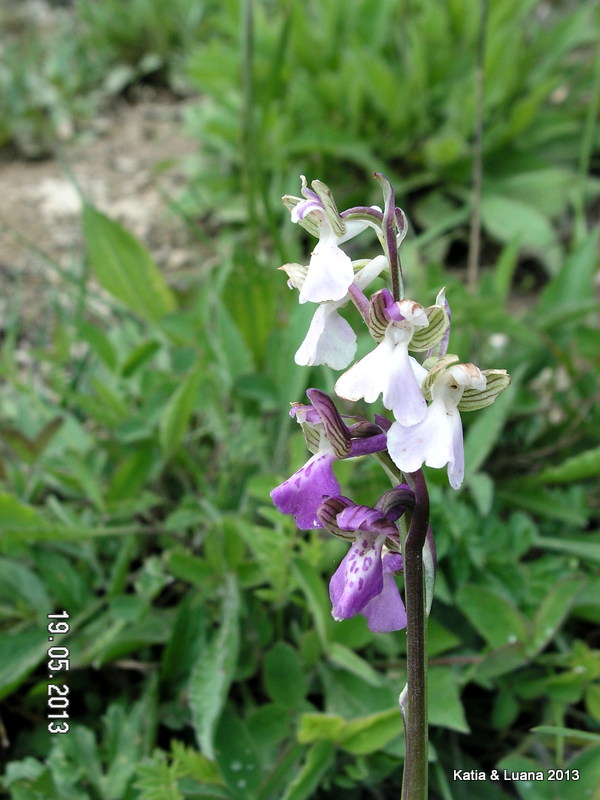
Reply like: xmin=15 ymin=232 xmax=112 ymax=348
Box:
xmin=272 ymin=175 xmax=510 ymax=632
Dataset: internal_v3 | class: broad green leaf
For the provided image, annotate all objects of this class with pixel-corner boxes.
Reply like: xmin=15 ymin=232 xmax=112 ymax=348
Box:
xmin=189 ymin=574 xmax=240 ymax=760
xmin=101 ymin=687 xmax=158 ymax=798
xmin=171 ymin=740 xmax=223 ymax=785
xmin=214 ymin=707 xmax=263 ymax=799
xmin=466 ymin=471 xmax=494 ymax=516
xmin=328 ymin=642 xmax=384 ymax=687
xmin=539 ymin=230 xmax=599 ymax=311
xmin=264 ymin=642 xmax=308 ymax=707
xmin=338 ymin=708 xmax=404 ymax=754
xmin=0 ymin=558 xmax=51 ymax=622
xmin=498 ymin=486 xmax=589 ymax=526
xmin=0 ymin=493 xmax=46 ymax=532
xmin=536 ymin=446 xmax=600 ymax=485
xmin=121 ymin=340 xmax=161 ymax=377
xmin=530 ymin=577 xmax=582 ymax=655
xmin=297 ymin=713 xmax=346 ymax=744
xmin=0 ymin=628 xmax=48 ymax=699
xmin=488 ymin=168 xmax=574 ymax=218
xmin=533 ymin=534 xmax=600 ymax=565
xmin=291 ymin=558 xmax=332 ymax=648
xmin=161 ymin=591 xmax=207 ymax=688
xmin=532 ymin=726 xmax=600 ymax=744
xmin=280 ymin=741 xmax=334 ymax=800
xmin=456 ymin=584 xmax=530 ymax=649
xmin=78 ymin=321 xmax=118 ymax=371
xmin=492 ymin=237 xmax=521 ymax=302
xmin=474 ymin=643 xmax=529 ymax=680
xmin=481 ymin=194 xmax=558 ymax=268
xmin=106 ymin=443 xmax=155 ymax=502
xmin=428 ymin=618 xmax=461 ymax=657
xmin=159 ymin=363 xmax=203 ymax=457
xmin=586 ymin=685 xmax=600 ymax=723
xmin=428 ymin=667 xmax=469 ymax=733
xmin=83 ymin=203 xmax=176 ymax=322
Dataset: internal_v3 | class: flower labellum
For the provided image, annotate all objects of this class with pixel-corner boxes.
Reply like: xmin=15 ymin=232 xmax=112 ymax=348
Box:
xmin=387 ymin=362 xmax=486 ymax=489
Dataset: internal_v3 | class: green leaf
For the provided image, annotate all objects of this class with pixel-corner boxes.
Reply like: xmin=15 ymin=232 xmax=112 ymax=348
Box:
xmin=280 ymin=741 xmax=334 ymax=800
xmin=189 ymin=574 xmax=240 ymax=760
xmin=456 ymin=584 xmax=530 ymax=649
xmin=121 ymin=340 xmax=161 ymax=377
xmin=0 ymin=493 xmax=46 ymax=532
xmin=428 ymin=667 xmax=469 ymax=733
xmin=83 ymin=203 xmax=176 ymax=322
xmin=297 ymin=713 xmax=346 ymax=744
xmin=539 ymin=230 xmax=599 ymax=310
xmin=586 ymin=685 xmax=600 ymax=723
xmin=530 ymin=576 xmax=582 ymax=655
xmin=214 ymin=707 xmax=263 ymax=799
xmin=466 ymin=471 xmax=494 ymax=516
xmin=0 ymin=628 xmax=48 ymax=699
xmin=533 ymin=534 xmax=600 ymax=565
xmin=78 ymin=321 xmax=118 ymax=371
xmin=291 ymin=558 xmax=332 ymax=648
xmin=0 ymin=558 xmax=51 ymax=622
xmin=498 ymin=486 xmax=589 ymax=526
xmin=264 ymin=642 xmax=308 ymax=707
xmin=535 ymin=446 xmax=600 ymax=484
xmin=106 ymin=443 xmax=155 ymax=502
xmin=481 ymin=194 xmax=558 ymax=268
xmin=159 ymin=363 xmax=203 ymax=457
xmin=338 ymin=708 xmax=404 ymax=754
xmin=328 ymin=642 xmax=384 ymax=688
xmin=474 ymin=643 xmax=529 ymax=680
xmin=532 ymin=725 xmax=600 ymax=744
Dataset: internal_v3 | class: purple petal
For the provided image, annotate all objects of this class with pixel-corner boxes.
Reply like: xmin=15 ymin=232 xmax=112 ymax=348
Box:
xmin=360 ymin=571 xmax=407 ymax=632
xmin=306 ymin=388 xmax=351 ymax=457
xmin=271 ymin=452 xmax=340 ymax=529
xmin=329 ymin=534 xmax=385 ymax=620
xmin=336 ymin=504 xmax=398 ymax=538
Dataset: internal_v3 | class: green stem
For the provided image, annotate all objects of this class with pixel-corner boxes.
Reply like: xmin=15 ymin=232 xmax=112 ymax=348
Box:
xmin=401 ymin=469 xmax=429 ymax=800
xmin=241 ymin=0 xmax=258 ymax=248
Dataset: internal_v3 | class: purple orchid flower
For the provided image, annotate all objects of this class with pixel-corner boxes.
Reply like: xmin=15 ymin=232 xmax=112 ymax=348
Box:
xmin=317 ymin=495 xmax=411 ymax=633
xmin=270 ymin=389 xmax=388 ymax=530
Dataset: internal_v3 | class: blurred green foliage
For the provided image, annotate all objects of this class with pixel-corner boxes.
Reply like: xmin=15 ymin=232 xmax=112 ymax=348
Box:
xmin=1 ymin=1 xmax=600 ymax=799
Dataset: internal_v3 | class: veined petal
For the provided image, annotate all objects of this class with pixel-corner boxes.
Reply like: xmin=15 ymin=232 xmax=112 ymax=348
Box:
xmin=270 ymin=452 xmax=339 ymax=529
xmin=387 ymin=396 xmax=465 ymax=486
xmin=295 ymin=303 xmax=357 ymax=369
xmin=360 ymin=570 xmax=406 ymax=632
xmin=299 ymin=236 xmax=354 ymax=304
xmin=335 ymin=334 xmax=394 ymax=404
xmin=329 ymin=533 xmax=385 ymax=620
xmin=381 ymin=335 xmax=427 ymax=426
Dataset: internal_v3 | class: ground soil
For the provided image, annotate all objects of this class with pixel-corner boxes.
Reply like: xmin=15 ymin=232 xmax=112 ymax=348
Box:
xmin=0 ymin=94 xmax=198 ymax=338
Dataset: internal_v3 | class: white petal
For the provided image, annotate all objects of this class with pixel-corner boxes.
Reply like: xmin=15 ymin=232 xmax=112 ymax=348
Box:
xmin=387 ymin=399 xmax=465 ymax=486
xmin=299 ymin=240 xmax=354 ymax=304
xmin=446 ymin=411 xmax=466 ymax=489
xmin=295 ymin=304 xmax=357 ymax=369
xmin=335 ymin=336 xmax=394 ymax=404
xmin=355 ymin=255 xmax=387 ymax=290
xmin=381 ymin=341 xmax=427 ymax=426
